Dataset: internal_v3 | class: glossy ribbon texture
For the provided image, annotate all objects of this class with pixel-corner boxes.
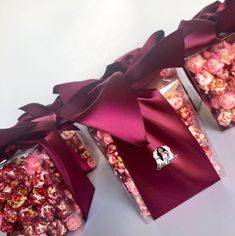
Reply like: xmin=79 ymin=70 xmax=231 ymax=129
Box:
xmin=178 ymin=0 xmax=235 ymax=56
xmin=54 ymin=29 xmax=220 ymax=219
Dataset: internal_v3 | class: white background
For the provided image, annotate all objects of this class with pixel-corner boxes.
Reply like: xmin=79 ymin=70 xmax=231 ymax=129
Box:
xmin=1 ymin=1 xmax=235 ymax=236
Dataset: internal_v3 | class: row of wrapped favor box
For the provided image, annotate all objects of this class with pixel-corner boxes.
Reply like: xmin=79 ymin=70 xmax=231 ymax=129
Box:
xmin=1 ymin=1 xmax=235 ymax=234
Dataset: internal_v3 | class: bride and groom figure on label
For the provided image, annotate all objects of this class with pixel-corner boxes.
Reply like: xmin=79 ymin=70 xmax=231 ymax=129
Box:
xmin=153 ymin=146 xmax=176 ymax=170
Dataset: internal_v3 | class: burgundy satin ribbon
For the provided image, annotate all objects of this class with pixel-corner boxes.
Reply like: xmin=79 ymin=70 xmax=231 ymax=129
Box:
xmin=54 ymin=30 xmax=185 ymax=146
xmin=17 ymin=100 xmax=98 ymax=174
xmin=54 ymin=28 xmax=219 ymax=219
xmin=178 ymin=0 xmax=235 ymax=56
xmin=0 ymin=121 xmax=94 ymax=219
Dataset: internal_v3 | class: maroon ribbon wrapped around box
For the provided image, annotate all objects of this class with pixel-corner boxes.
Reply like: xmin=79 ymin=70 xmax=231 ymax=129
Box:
xmin=18 ymin=98 xmax=97 ymax=174
xmin=178 ymin=0 xmax=235 ymax=128
xmin=53 ymin=30 xmax=220 ymax=222
xmin=0 ymin=120 xmax=94 ymax=235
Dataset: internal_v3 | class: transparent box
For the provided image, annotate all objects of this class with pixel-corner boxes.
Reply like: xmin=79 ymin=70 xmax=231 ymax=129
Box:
xmin=185 ymin=33 xmax=235 ymax=128
xmin=60 ymin=129 xmax=97 ymax=173
xmin=0 ymin=145 xmax=85 ymax=235
xmin=88 ymin=67 xmax=222 ymax=223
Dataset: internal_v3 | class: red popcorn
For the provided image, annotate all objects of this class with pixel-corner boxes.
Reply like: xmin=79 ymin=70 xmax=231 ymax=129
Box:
xmin=186 ymin=54 xmax=206 ymax=73
xmin=3 ymin=205 xmax=18 ymax=223
xmin=54 ymin=219 xmax=68 ymax=235
xmin=18 ymin=206 xmax=38 ymax=225
xmin=3 ymin=167 xmax=17 ymax=180
xmin=47 ymin=185 xmax=59 ymax=205
xmin=55 ymin=199 xmax=71 ymax=219
xmin=38 ymin=203 xmax=55 ymax=221
xmin=7 ymin=193 xmax=27 ymax=209
xmin=0 ymin=220 xmax=13 ymax=234
xmin=0 ymin=146 xmax=86 ymax=235
xmin=0 ymin=192 xmax=8 ymax=204
xmin=32 ymin=170 xmax=51 ymax=188
xmin=29 ymin=188 xmax=46 ymax=205
xmin=16 ymin=184 xmax=30 ymax=196
xmin=48 ymin=220 xmax=67 ymax=236
xmin=34 ymin=221 xmax=48 ymax=234
xmin=24 ymin=225 xmax=36 ymax=236
xmin=60 ymin=130 xmax=97 ymax=172
xmin=218 ymin=92 xmax=235 ymax=109
xmin=217 ymin=110 xmax=232 ymax=127
xmin=65 ymin=213 xmax=83 ymax=231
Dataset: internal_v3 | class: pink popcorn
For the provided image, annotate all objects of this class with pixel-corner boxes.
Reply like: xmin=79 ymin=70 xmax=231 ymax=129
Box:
xmin=217 ymin=110 xmax=232 ymax=127
xmin=210 ymin=96 xmax=221 ymax=109
xmin=60 ymin=130 xmax=75 ymax=140
xmin=65 ymin=213 xmax=83 ymax=231
xmin=218 ymin=92 xmax=235 ymax=109
xmin=211 ymin=41 xmax=231 ymax=52
xmin=231 ymin=63 xmax=235 ymax=76
xmin=87 ymin=157 xmax=96 ymax=169
xmin=195 ymin=70 xmax=214 ymax=87
xmin=25 ymin=154 xmax=43 ymax=176
xmin=232 ymin=108 xmax=235 ymax=121
xmin=107 ymin=153 xmax=118 ymax=165
xmin=209 ymin=78 xmax=227 ymax=95
xmin=124 ymin=177 xmax=138 ymax=194
xmin=211 ymin=41 xmax=233 ymax=64
xmin=102 ymin=132 xmax=114 ymax=145
xmin=205 ymin=58 xmax=224 ymax=75
xmin=165 ymin=91 xmax=184 ymax=110
xmin=202 ymin=50 xmax=212 ymax=59
xmin=216 ymin=69 xmax=230 ymax=80
xmin=160 ymin=68 xmax=177 ymax=78
xmin=186 ymin=54 xmax=206 ymax=74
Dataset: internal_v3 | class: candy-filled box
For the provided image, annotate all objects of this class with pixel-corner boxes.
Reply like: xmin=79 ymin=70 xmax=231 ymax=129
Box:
xmin=157 ymin=68 xmax=221 ymax=174
xmin=60 ymin=129 xmax=97 ymax=173
xmin=185 ymin=33 xmax=235 ymax=128
xmin=0 ymin=145 xmax=84 ymax=236
xmin=89 ymin=129 xmax=152 ymax=223
xmin=88 ymin=68 xmax=221 ymax=222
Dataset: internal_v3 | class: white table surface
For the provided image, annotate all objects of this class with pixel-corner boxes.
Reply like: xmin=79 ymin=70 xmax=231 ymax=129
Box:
xmin=1 ymin=1 xmax=235 ymax=236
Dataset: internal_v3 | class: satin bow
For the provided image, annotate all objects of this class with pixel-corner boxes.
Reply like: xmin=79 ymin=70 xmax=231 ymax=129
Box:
xmin=178 ymin=0 xmax=235 ymax=56
xmin=54 ymin=29 xmax=184 ymax=146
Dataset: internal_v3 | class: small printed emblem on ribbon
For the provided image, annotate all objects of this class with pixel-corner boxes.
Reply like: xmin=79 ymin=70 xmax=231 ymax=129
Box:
xmin=153 ymin=146 xmax=176 ymax=170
